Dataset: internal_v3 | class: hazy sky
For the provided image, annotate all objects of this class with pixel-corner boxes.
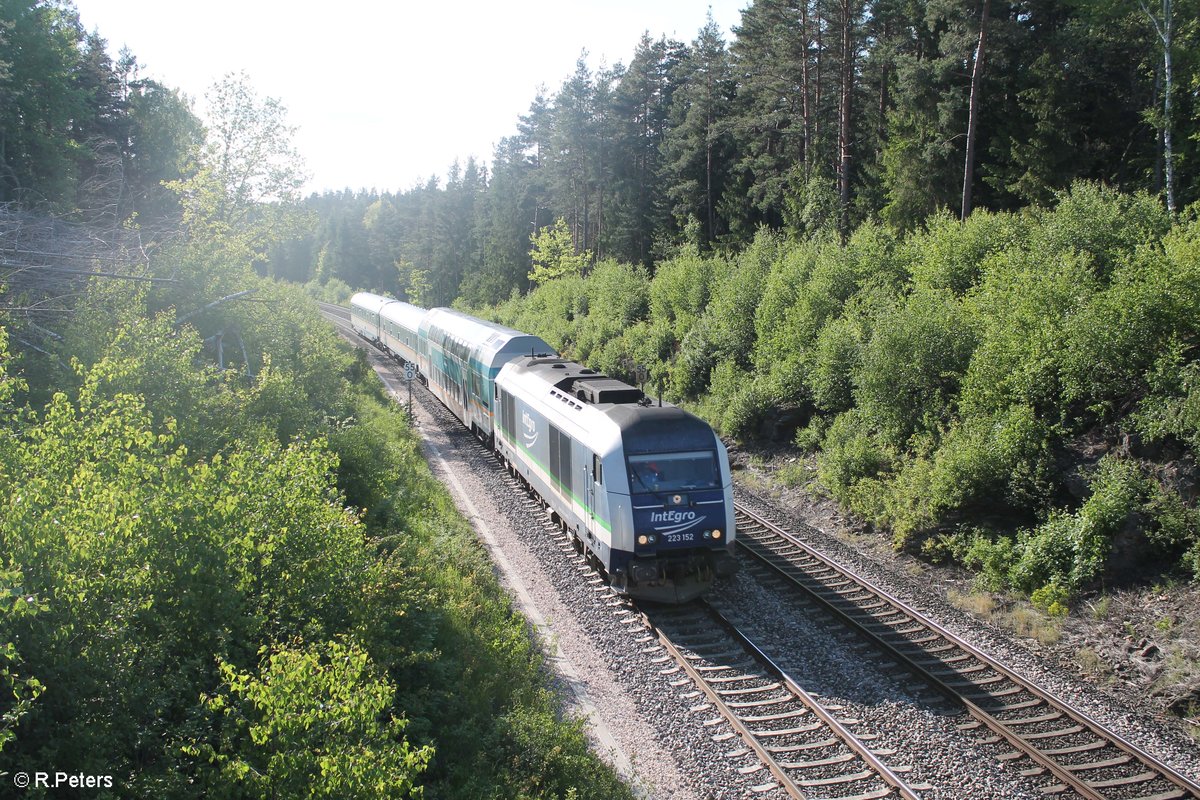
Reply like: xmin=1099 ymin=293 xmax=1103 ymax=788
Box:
xmin=73 ymin=1 xmax=748 ymax=195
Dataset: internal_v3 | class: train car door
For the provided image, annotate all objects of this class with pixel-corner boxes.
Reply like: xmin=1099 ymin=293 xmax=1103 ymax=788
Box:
xmin=585 ymin=453 xmax=601 ymax=530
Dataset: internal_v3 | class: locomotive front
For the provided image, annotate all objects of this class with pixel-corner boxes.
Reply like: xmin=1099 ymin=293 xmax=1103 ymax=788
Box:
xmin=608 ymin=407 xmax=738 ymax=603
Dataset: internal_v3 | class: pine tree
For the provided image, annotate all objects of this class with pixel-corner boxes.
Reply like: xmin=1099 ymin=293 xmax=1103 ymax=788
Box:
xmin=662 ymin=15 xmax=735 ymax=247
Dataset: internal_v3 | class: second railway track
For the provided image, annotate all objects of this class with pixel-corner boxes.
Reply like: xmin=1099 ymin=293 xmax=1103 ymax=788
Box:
xmin=734 ymin=503 xmax=1200 ymax=800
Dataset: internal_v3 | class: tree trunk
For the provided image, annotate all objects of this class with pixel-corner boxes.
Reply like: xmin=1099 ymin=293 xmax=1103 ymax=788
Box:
xmin=961 ymin=0 xmax=989 ymax=221
xmin=814 ymin=7 xmax=823 ymax=154
xmin=1139 ymin=0 xmax=1174 ymax=212
xmin=801 ymin=0 xmax=812 ymax=169
xmin=838 ymin=0 xmax=855 ymax=235
xmin=1162 ymin=0 xmax=1175 ymax=213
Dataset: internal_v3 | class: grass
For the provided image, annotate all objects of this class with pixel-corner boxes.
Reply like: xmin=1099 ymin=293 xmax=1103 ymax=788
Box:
xmin=1005 ymin=604 xmax=1063 ymax=646
xmin=947 ymin=589 xmax=997 ymax=618
xmin=1075 ymin=647 xmax=1112 ymax=679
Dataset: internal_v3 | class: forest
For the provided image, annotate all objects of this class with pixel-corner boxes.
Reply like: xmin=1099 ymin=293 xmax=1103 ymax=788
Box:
xmin=2 ymin=0 xmax=1199 ymax=782
xmin=268 ymin=0 xmax=1199 ymax=307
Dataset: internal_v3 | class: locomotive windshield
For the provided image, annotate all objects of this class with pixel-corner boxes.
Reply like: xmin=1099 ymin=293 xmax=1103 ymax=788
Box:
xmin=628 ymin=451 xmax=720 ymax=494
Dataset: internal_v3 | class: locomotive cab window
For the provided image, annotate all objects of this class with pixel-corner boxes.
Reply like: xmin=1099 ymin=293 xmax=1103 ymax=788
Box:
xmin=592 ymin=453 xmax=603 ymax=485
xmin=628 ymin=451 xmax=719 ymax=494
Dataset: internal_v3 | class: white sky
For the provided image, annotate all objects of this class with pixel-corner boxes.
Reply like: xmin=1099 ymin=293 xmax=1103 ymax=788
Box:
xmin=73 ymin=1 xmax=748 ymax=195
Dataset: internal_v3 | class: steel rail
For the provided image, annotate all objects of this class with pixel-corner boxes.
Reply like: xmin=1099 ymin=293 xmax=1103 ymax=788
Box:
xmin=734 ymin=502 xmax=1200 ymax=800
xmin=643 ymin=601 xmax=924 ymax=800
xmin=701 ymin=600 xmax=925 ymax=800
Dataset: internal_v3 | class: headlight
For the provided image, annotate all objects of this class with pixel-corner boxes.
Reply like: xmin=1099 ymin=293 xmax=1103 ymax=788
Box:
xmin=638 ymin=535 xmax=648 ymax=546
xmin=711 ymin=529 xmax=722 ymax=540
xmin=647 ymin=533 xmax=657 ymax=544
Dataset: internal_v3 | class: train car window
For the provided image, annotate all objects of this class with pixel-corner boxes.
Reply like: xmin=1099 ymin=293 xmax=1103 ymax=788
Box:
xmin=592 ymin=453 xmax=603 ymax=485
xmin=627 ymin=451 xmax=719 ymax=493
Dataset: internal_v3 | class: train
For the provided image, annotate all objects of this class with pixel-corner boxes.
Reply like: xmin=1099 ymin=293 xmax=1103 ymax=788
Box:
xmin=348 ymin=291 xmax=737 ymax=603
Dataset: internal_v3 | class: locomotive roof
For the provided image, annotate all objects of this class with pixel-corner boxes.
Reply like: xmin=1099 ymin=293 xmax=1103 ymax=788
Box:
xmin=503 ymin=357 xmax=716 ymax=446
xmin=604 ymin=405 xmax=718 ymax=454
xmin=508 ymin=357 xmax=635 ymax=396
xmin=506 ymin=359 xmax=710 ymax=429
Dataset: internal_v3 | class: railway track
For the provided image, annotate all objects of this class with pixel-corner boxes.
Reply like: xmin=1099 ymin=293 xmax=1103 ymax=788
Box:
xmin=734 ymin=503 xmax=1200 ymax=800
xmin=640 ymin=600 xmax=928 ymax=799
xmin=513 ymin=482 xmax=931 ymax=799
xmin=316 ymin=300 xmax=351 ymax=324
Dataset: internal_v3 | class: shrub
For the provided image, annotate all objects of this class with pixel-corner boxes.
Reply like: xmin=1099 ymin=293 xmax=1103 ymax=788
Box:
xmin=1135 ymin=349 xmax=1200 ymax=451
xmin=885 ymin=406 xmax=1053 ymax=538
xmin=671 ymin=314 xmax=719 ymax=399
xmin=512 ymin=274 xmax=587 ymax=353
xmin=958 ymin=249 xmax=1098 ymax=419
xmin=854 ymin=287 xmax=976 ymax=447
xmin=961 ymin=531 xmax=1018 ymax=592
xmin=807 ymin=316 xmax=861 ymax=414
xmin=1028 ymin=182 xmax=1172 ymax=281
xmin=906 ymin=208 xmax=1025 ymax=295
xmin=190 ymin=640 xmax=432 ymax=799
xmin=1030 ymin=581 xmax=1071 ymax=616
xmin=648 ymin=249 xmax=729 ymax=342
xmin=1010 ymin=456 xmax=1150 ymax=594
xmin=720 ymin=378 xmax=774 ymax=440
xmin=817 ymin=410 xmax=895 ymax=503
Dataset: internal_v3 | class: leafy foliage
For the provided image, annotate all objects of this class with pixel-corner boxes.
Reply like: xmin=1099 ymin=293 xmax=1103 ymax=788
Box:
xmin=529 ymin=217 xmax=593 ymax=285
xmin=191 ymin=641 xmax=431 ymax=799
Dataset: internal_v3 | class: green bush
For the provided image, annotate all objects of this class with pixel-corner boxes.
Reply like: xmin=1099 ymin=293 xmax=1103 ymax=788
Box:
xmin=885 ymin=405 xmax=1052 ymax=538
xmin=1027 ymin=182 xmax=1172 ymax=281
xmin=906 ymin=208 xmax=1025 ymax=295
xmin=574 ymin=261 xmax=651 ymax=364
xmin=958 ymin=248 xmax=1098 ymax=419
xmin=1030 ymin=580 xmax=1071 ymax=616
xmin=716 ymin=377 xmax=774 ymax=440
xmin=1 ymin=277 xmax=637 ymax=799
xmin=648 ymin=248 xmax=728 ymax=342
xmin=1010 ymin=456 xmax=1149 ymax=594
xmin=1135 ymin=349 xmax=1200 ymax=451
xmin=817 ymin=410 xmax=895 ymax=504
xmin=671 ymin=314 xmax=719 ymax=399
xmin=807 ymin=316 xmax=862 ymax=414
xmin=511 ymin=274 xmax=588 ymax=353
xmin=854 ymin=287 xmax=976 ymax=447
xmin=961 ymin=531 xmax=1018 ymax=592
xmin=190 ymin=640 xmax=432 ymax=799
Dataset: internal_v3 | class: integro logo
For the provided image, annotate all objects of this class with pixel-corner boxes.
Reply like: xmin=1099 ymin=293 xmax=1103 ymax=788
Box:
xmin=521 ymin=411 xmax=538 ymax=446
xmin=651 ymin=510 xmax=697 ymax=524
